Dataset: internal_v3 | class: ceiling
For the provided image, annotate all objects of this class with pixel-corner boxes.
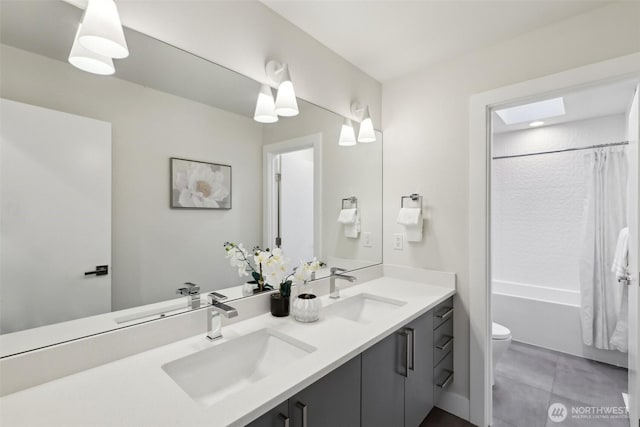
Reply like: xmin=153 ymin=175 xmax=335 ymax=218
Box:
xmin=262 ymin=0 xmax=613 ymax=82
xmin=492 ymin=79 xmax=638 ymax=134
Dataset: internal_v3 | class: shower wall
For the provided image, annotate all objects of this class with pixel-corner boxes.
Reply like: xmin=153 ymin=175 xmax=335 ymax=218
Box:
xmin=492 ymin=114 xmax=628 ymax=367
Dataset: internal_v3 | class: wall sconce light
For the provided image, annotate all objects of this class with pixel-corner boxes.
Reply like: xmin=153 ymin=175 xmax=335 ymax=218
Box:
xmin=68 ymin=24 xmax=115 ymax=75
xmin=254 ymin=84 xmax=279 ymax=123
xmin=338 ymin=118 xmax=357 ymax=146
xmin=351 ymin=102 xmax=376 ymax=143
xmin=266 ymin=60 xmax=299 ymax=117
xmin=78 ymin=0 xmax=129 ymax=59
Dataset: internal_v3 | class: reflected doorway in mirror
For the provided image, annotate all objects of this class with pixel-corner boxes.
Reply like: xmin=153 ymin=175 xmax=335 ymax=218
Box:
xmin=170 ymin=158 xmax=231 ymax=209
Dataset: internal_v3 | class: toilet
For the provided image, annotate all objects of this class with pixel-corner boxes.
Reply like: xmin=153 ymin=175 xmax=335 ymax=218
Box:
xmin=492 ymin=322 xmax=512 ymax=385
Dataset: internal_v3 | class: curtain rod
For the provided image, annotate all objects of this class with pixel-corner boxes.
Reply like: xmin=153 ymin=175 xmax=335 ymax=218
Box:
xmin=492 ymin=141 xmax=629 ymax=160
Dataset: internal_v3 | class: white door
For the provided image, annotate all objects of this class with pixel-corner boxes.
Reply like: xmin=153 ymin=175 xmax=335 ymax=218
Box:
xmin=0 ymin=98 xmax=112 ymax=334
xmin=279 ymin=148 xmax=314 ymax=262
xmin=263 ymin=134 xmax=321 ymax=262
xmin=628 ymin=85 xmax=640 ymax=426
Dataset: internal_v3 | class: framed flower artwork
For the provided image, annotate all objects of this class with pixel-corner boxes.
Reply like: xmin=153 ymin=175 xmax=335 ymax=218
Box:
xmin=170 ymin=158 xmax=231 ymax=209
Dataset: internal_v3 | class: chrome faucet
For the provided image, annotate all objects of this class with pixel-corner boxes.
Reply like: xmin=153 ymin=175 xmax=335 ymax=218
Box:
xmin=206 ymin=292 xmax=238 ymax=341
xmin=329 ymin=267 xmax=356 ymax=299
xmin=176 ymin=282 xmax=201 ymax=309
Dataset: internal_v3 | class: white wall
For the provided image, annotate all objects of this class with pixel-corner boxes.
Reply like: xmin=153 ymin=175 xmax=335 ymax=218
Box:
xmin=63 ymin=0 xmax=382 ymax=130
xmin=492 ymin=115 xmax=626 ymax=294
xmin=382 ymin=1 xmax=640 ymax=404
xmin=0 ymin=44 xmax=263 ymax=310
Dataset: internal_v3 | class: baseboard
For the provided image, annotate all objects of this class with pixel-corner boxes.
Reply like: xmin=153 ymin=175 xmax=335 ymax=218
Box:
xmin=436 ymin=390 xmax=470 ymax=422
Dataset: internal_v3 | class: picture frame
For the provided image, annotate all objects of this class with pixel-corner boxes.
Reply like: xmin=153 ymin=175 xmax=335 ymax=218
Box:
xmin=170 ymin=157 xmax=232 ymax=209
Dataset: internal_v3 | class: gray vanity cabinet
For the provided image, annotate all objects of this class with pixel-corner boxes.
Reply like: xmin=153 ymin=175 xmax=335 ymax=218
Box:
xmin=361 ymin=311 xmax=434 ymax=427
xmin=288 ymin=355 xmax=361 ymax=427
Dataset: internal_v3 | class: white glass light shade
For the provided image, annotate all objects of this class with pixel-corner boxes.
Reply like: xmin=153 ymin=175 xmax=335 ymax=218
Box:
xmin=357 ymin=107 xmax=376 ymax=143
xmin=338 ymin=119 xmax=356 ymax=146
xmin=254 ymin=85 xmax=278 ymax=123
xmin=78 ymin=0 xmax=129 ymax=59
xmin=68 ymin=24 xmax=115 ymax=75
xmin=274 ymin=65 xmax=299 ymax=117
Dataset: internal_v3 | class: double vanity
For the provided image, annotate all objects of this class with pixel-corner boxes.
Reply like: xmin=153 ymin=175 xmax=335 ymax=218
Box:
xmin=0 ymin=266 xmax=455 ymax=427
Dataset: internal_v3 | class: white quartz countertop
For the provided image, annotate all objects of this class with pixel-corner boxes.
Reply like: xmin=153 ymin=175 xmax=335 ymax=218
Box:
xmin=0 ymin=275 xmax=455 ymax=427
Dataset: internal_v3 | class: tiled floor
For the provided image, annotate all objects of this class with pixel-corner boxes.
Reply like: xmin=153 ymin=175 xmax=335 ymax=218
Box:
xmin=493 ymin=341 xmax=628 ymax=427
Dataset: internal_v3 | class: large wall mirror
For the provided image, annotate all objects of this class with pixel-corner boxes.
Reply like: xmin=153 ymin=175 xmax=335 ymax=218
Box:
xmin=0 ymin=1 xmax=382 ymax=357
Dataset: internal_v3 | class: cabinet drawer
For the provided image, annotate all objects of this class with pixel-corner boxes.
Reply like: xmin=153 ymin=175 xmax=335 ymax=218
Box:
xmin=433 ymin=317 xmax=453 ymax=366
xmin=433 ymin=297 xmax=454 ymax=329
xmin=433 ymin=351 xmax=454 ymax=404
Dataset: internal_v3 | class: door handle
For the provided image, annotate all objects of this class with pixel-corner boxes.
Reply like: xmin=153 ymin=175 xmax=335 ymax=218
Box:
xmin=296 ymin=401 xmax=307 ymax=427
xmin=85 ymin=265 xmax=108 ymax=276
xmin=399 ymin=330 xmax=409 ymax=377
xmin=278 ymin=413 xmax=290 ymax=427
xmin=406 ymin=327 xmax=415 ymax=371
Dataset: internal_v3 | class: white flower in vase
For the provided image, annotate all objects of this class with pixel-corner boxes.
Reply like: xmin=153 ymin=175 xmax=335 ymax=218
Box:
xmin=254 ymin=249 xmax=270 ymax=268
xmin=264 ymin=256 xmax=289 ymax=288
xmin=237 ymin=265 xmax=249 ymax=277
xmin=224 ymin=242 xmax=252 ymax=278
xmin=293 ymin=264 xmax=310 ymax=283
xmin=294 ymin=258 xmax=322 ymax=284
xmin=270 ymin=247 xmax=285 ymax=264
xmin=308 ymin=258 xmax=322 ymax=272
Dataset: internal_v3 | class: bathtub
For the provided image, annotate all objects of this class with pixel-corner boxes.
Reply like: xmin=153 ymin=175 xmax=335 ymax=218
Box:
xmin=492 ymin=280 xmax=627 ymax=368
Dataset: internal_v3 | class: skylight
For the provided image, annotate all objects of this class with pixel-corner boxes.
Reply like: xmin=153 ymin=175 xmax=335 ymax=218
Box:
xmin=495 ymin=97 xmax=566 ymax=125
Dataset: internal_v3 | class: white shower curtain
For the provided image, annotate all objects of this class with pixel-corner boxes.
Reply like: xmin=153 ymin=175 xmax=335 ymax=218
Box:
xmin=579 ymin=147 xmax=628 ymax=351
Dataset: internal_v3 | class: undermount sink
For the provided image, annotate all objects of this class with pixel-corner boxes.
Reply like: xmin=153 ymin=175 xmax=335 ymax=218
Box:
xmin=162 ymin=328 xmax=316 ymax=406
xmin=323 ymin=293 xmax=406 ymax=323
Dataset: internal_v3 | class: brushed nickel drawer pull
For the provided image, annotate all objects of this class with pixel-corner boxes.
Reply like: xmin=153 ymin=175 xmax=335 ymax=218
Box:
xmin=435 ymin=307 xmax=453 ymax=320
xmin=406 ymin=327 xmax=415 ymax=371
xmin=436 ymin=335 xmax=454 ymax=351
xmin=436 ymin=370 xmax=454 ymax=388
xmin=296 ymin=401 xmax=307 ymax=427
xmin=278 ymin=413 xmax=290 ymax=427
xmin=399 ymin=330 xmax=410 ymax=377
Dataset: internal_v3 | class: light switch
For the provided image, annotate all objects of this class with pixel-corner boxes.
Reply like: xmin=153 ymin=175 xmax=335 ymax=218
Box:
xmin=363 ymin=232 xmax=372 ymax=247
xmin=393 ymin=233 xmax=403 ymax=250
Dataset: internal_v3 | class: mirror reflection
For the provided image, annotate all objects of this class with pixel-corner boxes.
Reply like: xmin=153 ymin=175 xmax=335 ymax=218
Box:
xmin=0 ymin=1 xmax=382 ymax=354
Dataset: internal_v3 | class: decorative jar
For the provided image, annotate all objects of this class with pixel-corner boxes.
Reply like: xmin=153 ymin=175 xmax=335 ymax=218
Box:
xmin=293 ymin=293 xmax=322 ymax=323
